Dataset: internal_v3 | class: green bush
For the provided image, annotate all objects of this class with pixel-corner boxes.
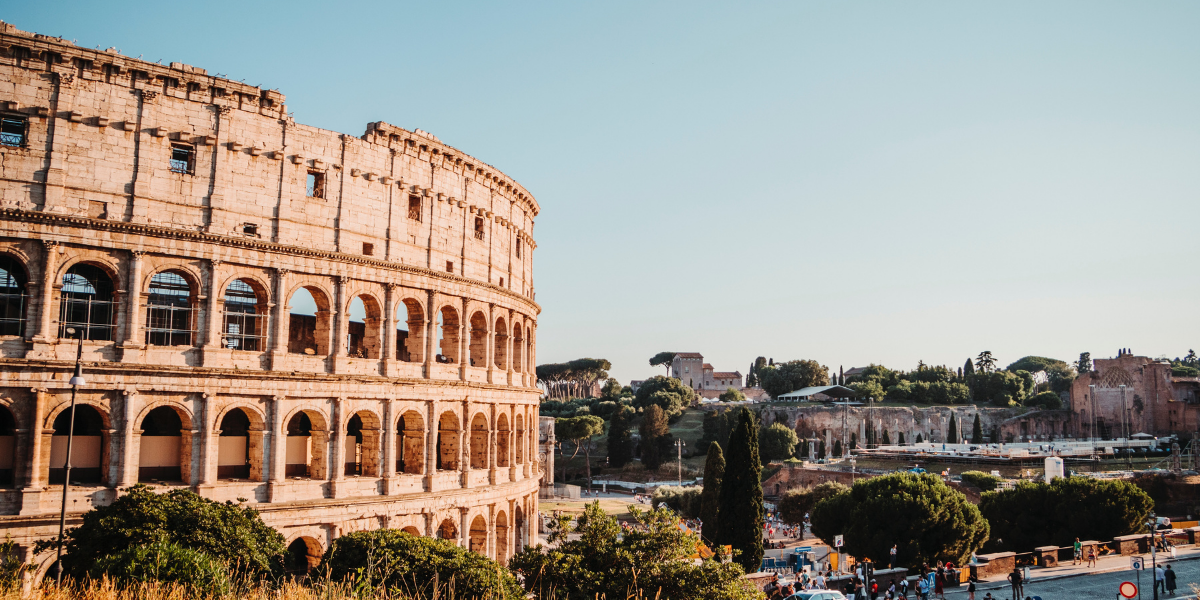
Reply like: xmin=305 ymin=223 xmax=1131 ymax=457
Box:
xmin=320 ymin=529 xmax=523 ymax=598
xmin=980 ymin=477 xmax=1153 ymax=552
xmin=960 ymin=471 xmax=1001 ymax=491
xmin=652 ymin=485 xmax=703 ymax=518
xmin=1026 ymin=391 xmax=1064 ymax=409
xmin=778 ymin=482 xmax=849 ymax=525
xmin=759 ymin=423 xmax=799 ymax=462
xmin=89 ymin=541 xmax=231 ymax=595
xmin=36 ymin=485 xmax=286 ymax=581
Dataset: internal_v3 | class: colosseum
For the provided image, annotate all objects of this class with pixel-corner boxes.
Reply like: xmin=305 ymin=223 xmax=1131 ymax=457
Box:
xmin=0 ymin=21 xmax=543 ymax=579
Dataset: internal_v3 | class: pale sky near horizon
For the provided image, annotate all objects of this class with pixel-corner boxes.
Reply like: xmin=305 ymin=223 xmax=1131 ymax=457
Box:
xmin=13 ymin=2 xmax=1200 ymax=384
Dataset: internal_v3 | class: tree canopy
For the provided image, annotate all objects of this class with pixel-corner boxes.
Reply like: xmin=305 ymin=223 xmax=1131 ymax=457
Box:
xmin=639 ymin=404 xmax=672 ymax=470
xmin=758 ymin=360 xmax=829 ymax=399
xmin=716 ymin=408 xmax=764 ymax=574
xmin=649 ymin=352 xmax=677 ymax=376
xmin=720 ymin=387 xmax=747 ymax=402
xmin=759 ymin=422 xmax=799 ymax=463
xmin=778 ymin=482 xmax=849 ymax=526
xmin=607 ymin=406 xmax=635 ymax=468
xmin=537 ymin=358 xmax=613 ymax=399
xmin=979 ymin=477 xmax=1153 ymax=552
xmin=634 ymin=375 xmax=695 ymax=419
xmin=700 ymin=442 xmax=725 ymax=544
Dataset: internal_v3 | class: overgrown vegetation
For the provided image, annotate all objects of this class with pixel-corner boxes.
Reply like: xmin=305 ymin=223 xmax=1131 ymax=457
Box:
xmin=979 ymin=477 xmax=1153 ymax=552
xmin=959 ymin=470 xmax=1001 ymax=491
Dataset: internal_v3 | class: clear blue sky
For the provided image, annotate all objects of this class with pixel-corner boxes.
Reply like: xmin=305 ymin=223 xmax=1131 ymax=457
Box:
xmin=14 ymin=2 xmax=1200 ymax=384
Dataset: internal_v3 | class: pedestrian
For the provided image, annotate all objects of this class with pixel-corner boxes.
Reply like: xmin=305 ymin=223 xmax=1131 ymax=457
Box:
xmin=1007 ymin=567 xmax=1023 ymax=600
xmin=890 ymin=544 xmax=898 ymax=569
xmin=1156 ymin=564 xmax=1166 ymax=594
xmin=1087 ymin=545 xmax=1097 ymax=567
xmin=916 ymin=575 xmax=930 ymax=600
xmin=934 ymin=564 xmax=945 ymax=599
xmin=1072 ymin=537 xmax=1082 ymax=565
xmin=967 ymin=575 xmax=976 ymax=600
xmin=1166 ymin=564 xmax=1177 ymax=596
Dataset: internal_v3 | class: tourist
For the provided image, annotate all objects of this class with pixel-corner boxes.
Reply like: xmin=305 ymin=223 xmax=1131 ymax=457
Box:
xmin=1072 ymin=537 xmax=1082 ymax=565
xmin=890 ymin=544 xmax=898 ymax=569
xmin=1087 ymin=545 xmax=1097 ymax=567
xmin=870 ymin=578 xmax=879 ymax=600
xmin=916 ymin=575 xmax=930 ymax=600
xmin=899 ymin=577 xmax=909 ymax=599
xmin=967 ymin=575 xmax=976 ymax=600
xmin=934 ymin=563 xmax=945 ymax=599
xmin=1007 ymin=567 xmax=1023 ymax=600
xmin=1156 ymin=564 xmax=1166 ymax=594
xmin=1165 ymin=564 xmax=1177 ymax=596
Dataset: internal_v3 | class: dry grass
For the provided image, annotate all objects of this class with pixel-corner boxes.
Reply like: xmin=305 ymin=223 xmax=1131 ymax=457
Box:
xmin=0 ymin=578 xmax=500 ymax=600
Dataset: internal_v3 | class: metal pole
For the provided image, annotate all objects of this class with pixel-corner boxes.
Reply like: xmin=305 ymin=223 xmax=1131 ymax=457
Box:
xmin=55 ymin=327 xmax=85 ymax=586
xmin=676 ymin=439 xmax=683 ymax=486
xmin=1150 ymin=513 xmax=1158 ymax=600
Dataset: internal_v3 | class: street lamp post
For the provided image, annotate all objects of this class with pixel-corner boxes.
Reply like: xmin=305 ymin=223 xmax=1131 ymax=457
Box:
xmin=675 ymin=439 xmax=686 ymax=486
xmin=55 ymin=327 xmax=87 ymax=586
xmin=1149 ymin=512 xmax=1159 ymax=600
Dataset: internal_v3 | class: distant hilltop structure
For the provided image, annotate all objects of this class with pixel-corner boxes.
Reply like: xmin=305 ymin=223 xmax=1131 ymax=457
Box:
xmin=634 ymin=352 xmax=768 ymax=401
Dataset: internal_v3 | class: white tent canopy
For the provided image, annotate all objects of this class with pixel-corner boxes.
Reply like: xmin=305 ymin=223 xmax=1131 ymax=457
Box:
xmin=776 ymin=385 xmax=856 ymax=401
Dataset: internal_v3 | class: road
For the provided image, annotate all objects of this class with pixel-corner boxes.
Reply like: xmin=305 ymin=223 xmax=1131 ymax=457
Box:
xmin=943 ymin=558 xmax=1200 ymax=600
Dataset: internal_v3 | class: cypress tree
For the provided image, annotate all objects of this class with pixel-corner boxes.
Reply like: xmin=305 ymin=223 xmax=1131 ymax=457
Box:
xmin=915 ymin=433 xmax=923 ymax=444
xmin=833 ymin=439 xmax=843 ymax=457
xmin=947 ymin=415 xmax=958 ymax=444
xmin=850 ymin=433 xmax=857 ymax=451
xmin=882 ymin=430 xmax=891 ymax=445
xmin=607 ymin=407 xmax=633 ymax=468
xmin=963 ymin=358 xmax=975 ymax=377
xmin=717 ymin=408 xmax=763 ymax=573
xmin=898 ymin=432 xmax=906 ymax=445
xmin=818 ymin=439 xmax=826 ymax=459
xmin=699 ymin=441 xmax=725 ymax=544
xmin=971 ymin=414 xmax=984 ymax=444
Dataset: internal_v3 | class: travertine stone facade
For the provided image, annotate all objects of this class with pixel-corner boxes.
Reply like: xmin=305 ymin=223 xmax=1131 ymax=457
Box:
xmin=0 ymin=21 xmax=540 ymax=579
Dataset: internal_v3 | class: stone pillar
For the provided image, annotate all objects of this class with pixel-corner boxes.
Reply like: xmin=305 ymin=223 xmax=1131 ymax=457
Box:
xmin=459 ymin=507 xmax=470 ymax=549
xmin=424 ymin=511 xmax=434 ymax=537
xmin=486 ymin=304 xmax=496 ymax=384
xmin=508 ymin=405 xmax=518 ymax=481
xmin=268 ymin=395 xmax=286 ymax=501
xmin=424 ymin=290 xmax=436 ymax=379
xmin=506 ymin=309 xmax=515 ymax=386
xmin=458 ymin=297 xmax=468 ymax=380
xmin=425 ymin=400 xmax=437 ymax=492
xmin=330 ymin=277 xmax=347 ymax=373
xmin=30 ymin=241 xmax=60 ymax=345
xmin=119 ymin=250 xmax=145 ymax=362
xmin=269 ymin=269 xmax=290 ymax=370
xmin=19 ymin=389 xmax=48 ymax=514
xmin=116 ymin=391 xmax=139 ymax=488
xmin=487 ymin=503 xmax=496 ymax=560
xmin=381 ymin=284 xmax=396 ymax=377
xmin=460 ymin=403 xmax=471 ymax=488
xmin=488 ymin=403 xmax=498 ymax=485
xmin=201 ymin=260 xmax=224 ymax=366
xmin=329 ymin=397 xmax=345 ymax=497
xmin=383 ymin=398 xmax=397 ymax=494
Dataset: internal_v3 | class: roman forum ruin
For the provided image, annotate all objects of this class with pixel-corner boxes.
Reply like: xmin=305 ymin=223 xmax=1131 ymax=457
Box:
xmin=0 ymin=21 xmax=542 ymax=578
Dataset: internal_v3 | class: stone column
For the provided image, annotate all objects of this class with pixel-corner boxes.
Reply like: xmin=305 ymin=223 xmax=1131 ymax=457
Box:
xmin=116 ymin=391 xmax=139 ymax=488
xmin=331 ymin=277 xmax=346 ymax=373
xmin=488 ymin=404 xmax=498 ymax=485
xmin=460 ymin=401 xmax=470 ymax=488
xmin=423 ymin=290 xmax=435 ymax=379
xmin=18 ymin=389 xmax=48 ymax=515
xmin=486 ymin=304 xmax=496 ymax=384
xmin=196 ymin=394 xmax=217 ymax=492
xmin=269 ymin=269 xmax=290 ymax=370
xmin=506 ymin=309 xmax=515 ymax=386
xmin=329 ymin=397 xmax=345 ymax=497
xmin=459 ymin=507 xmax=470 ymax=549
xmin=381 ymin=284 xmax=396 ymax=377
xmin=268 ymin=395 xmax=286 ymax=501
xmin=509 ymin=405 xmax=518 ymax=481
xmin=425 ymin=400 xmax=437 ymax=491
xmin=201 ymin=260 xmax=224 ymax=367
xmin=31 ymin=241 xmax=60 ymax=344
xmin=383 ymin=398 xmax=397 ymax=494
xmin=119 ymin=250 xmax=145 ymax=362
xmin=458 ymin=297 xmax=468 ymax=380
xmin=487 ymin=503 xmax=496 ymax=560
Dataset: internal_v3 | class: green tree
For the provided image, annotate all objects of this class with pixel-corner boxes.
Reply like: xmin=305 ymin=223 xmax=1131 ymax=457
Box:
xmin=947 ymin=415 xmax=958 ymax=444
xmin=716 ymin=408 xmax=764 ymax=574
xmin=1026 ymin=390 xmax=1064 ymax=410
xmin=759 ymin=423 xmax=799 ymax=462
xmin=511 ymin=503 xmax=759 ymax=600
xmin=607 ymin=406 xmax=634 ymax=468
xmin=971 ymin=413 xmax=984 ymax=444
xmin=1075 ymin=352 xmax=1092 ymax=373
xmin=719 ymin=387 xmax=746 ymax=402
xmin=963 ymin=358 xmax=975 ymax=377
xmin=897 ymin=432 xmax=905 ymax=445
xmin=39 ymin=485 xmax=285 ymax=581
xmin=850 ymin=379 xmax=885 ymax=402
xmin=698 ymin=409 xmax=735 ymax=454
xmin=832 ymin=439 xmax=843 ymax=457
xmin=649 ymin=351 xmax=677 ymax=376
xmin=556 ymin=415 xmax=605 ymax=489
xmin=975 ymin=351 xmax=997 ymax=373
xmin=967 ymin=370 xmax=1030 ymax=406
xmin=810 ymin=473 xmax=988 ymax=568
xmin=600 ymin=378 xmax=624 ymax=399
xmin=758 ymin=360 xmax=830 ymax=399
xmin=653 ymin=486 xmax=704 ymax=518
xmin=778 ymin=481 xmax=850 ymax=525
xmin=639 ymin=404 xmax=672 ymax=470
xmin=980 ymin=477 xmax=1153 ymax=552
xmin=700 ymin=442 xmax=725 ymax=544
xmin=634 ymin=375 xmax=695 ymax=419
xmin=322 ymin=529 xmax=523 ymax=598
xmin=915 ymin=433 xmax=923 ymax=444
xmin=960 ymin=471 xmax=1001 ymax=492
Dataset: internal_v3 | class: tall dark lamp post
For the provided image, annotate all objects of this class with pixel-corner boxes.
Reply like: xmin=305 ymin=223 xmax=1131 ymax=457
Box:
xmin=54 ymin=327 xmax=86 ymax=586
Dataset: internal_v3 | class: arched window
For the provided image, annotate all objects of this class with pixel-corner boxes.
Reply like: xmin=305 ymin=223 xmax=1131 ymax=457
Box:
xmin=286 ymin=537 xmax=322 ymax=576
xmin=343 ymin=410 xmax=381 ymax=477
xmin=495 ymin=511 xmax=509 ymax=564
xmin=397 ymin=299 xmax=425 ymax=363
xmin=469 ymin=413 xmax=488 ymax=469
xmin=496 ymin=414 xmax=510 ymax=468
xmin=469 ymin=515 xmax=487 ymax=554
xmin=217 ymin=409 xmax=251 ymax=480
xmin=437 ymin=307 xmax=460 ymax=364
xmin=437 ymin=412 xmax=459 ymax=471
xmin=468 ymin=312 xmax=487 ymax=367
xmin=285 ymin=410 xmax=328 ymax=479
xmin=50 ymin=405 xmax=106 ymax=484
xmin=223 ymin=279 xmax=267 ymax=351
xmin=287 ymin=286 xmax=331 ymax=356
xmin=397 ymin=411 xmax=425 ymax=475
xmin=0 ymin=256 xmax=28 ymax=337
xmin=437 ymin=518 xmax=457 ymax=541
xmin=138 ymin=406 xmax=184 ymax=482
xmin=0 ymin=406 xmax=15 ymax=486
xmin=515 ymin=414 xmax=525 ymax=464
xmin=59 ymin=264 xmax=116 ymax=340
xmin=512 ymin=325 xmax=523 ymax=374
xmin=345 ymin=296 xmax=381 ymax=359
xmin=494 ymin=317 xmax=508 ymax=370
xmin=345 ymin=414 xmax=364 ymax=476
xmin=145 ymin=271 xmax=194 ymax=346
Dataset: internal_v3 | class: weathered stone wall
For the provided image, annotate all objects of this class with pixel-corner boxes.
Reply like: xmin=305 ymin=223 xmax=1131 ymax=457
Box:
xmin=761 ymin=405 xmax=1071 ymax=447
xmin=0 ymin=21 xmax=540 ymax=581
xmin=1071 ymin=354 xmax=1198 ymax=438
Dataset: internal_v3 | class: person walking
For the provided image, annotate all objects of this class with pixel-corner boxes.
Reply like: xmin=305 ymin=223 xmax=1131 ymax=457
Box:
xmin=967 ymin=575 xmax=977 ymax=600
xmin=916 ymin=575 xmax=930 ymax=600
xmin=934 ymin=564 xmax=945 ymax=599
xmin=1072 ymin=537 xmax=1082 ymax=565
xmin=1087 ymin=545 xmax=1097 ymax=567
xmin=890 ymin=544 xmax=898 ymax=569
xmin=1156 ymin=564 xmax=1166 ymax=595
xmin=1165 ymin=564 xmax=1177 ymax=596
xmin=1007 ymin=567 xmax=1023 ymax=600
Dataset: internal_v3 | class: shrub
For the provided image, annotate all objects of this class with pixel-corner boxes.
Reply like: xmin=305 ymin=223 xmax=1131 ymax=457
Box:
xmin=980 ymin=477 xmax=1153 ymax=552
xmin=1026 ymin=391 xmax=1063 ymax=409
xmin=320 ymin=529 xmax=523 ymax=598
xmin=759 ymin=423 xmax=799 ymax=462
xmin=652 ymin=485 xmax=703 ymax=518
xmin=960 ymin=471 xmax=1001 ymax=491
xmin=89 ymin=541 xmax=231 ymax=595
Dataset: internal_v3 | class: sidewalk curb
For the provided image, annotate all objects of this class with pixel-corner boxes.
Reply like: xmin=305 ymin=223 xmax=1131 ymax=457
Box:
xmin=964 ymin=553 xmax=1200 ymax=593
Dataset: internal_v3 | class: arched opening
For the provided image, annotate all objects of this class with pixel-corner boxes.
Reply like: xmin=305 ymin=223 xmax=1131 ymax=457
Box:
xmin=525 ymin=326 xmax=532 ymax=373
xmin=287 ymin=287 xmax=331 ymax=356
xmin=401 ymin=526 xmax=421 ymax=536
xmin=512 ymin=325 xmax=523 ymax=373
xmin=218 ymin=408 xmax=253 ymax=480
xmin=436 ymin=518 xmax=458 ymax=541
xmin=344 ymin=411 xmax=381 ymax=477
xmin=469 ymin=515 xmax=487 ymax=555
xmin=223 ymin=279 xmax=268 ymax=351
xmin=496 ymin=414 xmax=510 ymax=468
xmin=0 ymin=406 xmax=15 ymax=486
xmin=436 ymin=412 xmax=459 ymax=471
xmin=0 ymin=255 xmax=29 ymax=337
xmin=437 ymin=307 xmax=459 ymax=363
xmin=515 ymin=414 xmax=525 ymax=465
xmin=286 ymin=537 xmax=322 ymax=576
xmin=469 ymin=413 xmax=488 ymax=470
xmin=138 ymin=406 xmax=190 ymax=483
xmin=145 ymin=271 xmax=195 ymax=346
xmin=50 ymin=404 xmax=106 ymax=484
xmin=397 ymin=410 xmax=425 ymax=475
xmin=468 ymin=312 xmax=487 ymax=367
xmin=493 ymin=316 xmax=508 ymax=369
xmin=495 ymin=511 xmax=509 ymax=565
xmin=285 ymin=410 xmax=328 ymax=479
xmin=396 ymin=299 xmax=425 ymax=363
xmin=59 ymin=263 xmax=116 ymax=341
xmin=346 ymin=295 xmax=382 ymax=359
xmin=515 ymin=506 xmax=526 ymax=551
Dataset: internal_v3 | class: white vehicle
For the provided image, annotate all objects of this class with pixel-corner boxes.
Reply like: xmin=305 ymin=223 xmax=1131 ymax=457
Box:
xmin=785 ymin=592 xmax=847 ymax=600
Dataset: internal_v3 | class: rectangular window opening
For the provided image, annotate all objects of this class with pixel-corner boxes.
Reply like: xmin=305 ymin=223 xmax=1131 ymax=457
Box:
xmin=306 ymin=171 xmax=325 ymax=198
xmin=243 ymin=223 xmax=258 ymax=237
xmin=408 ymin=195 xmax=422 ymax=221
xmin=0 ymin=117 xmax=27 ymax=148
xmin=516 ymin=238 xmax=522 ymax=258
xmin=499 ymin=277 xmax=504 ymax=287
xmin=362 ymin=242 xmax=374 ymax=256
xmin=446 ymin=261 xmax=454 ymax=273
xmin=474 ymin=217 xmax=485 ymax=241
xmin=169 ymin=144 xmax=194 ymax=174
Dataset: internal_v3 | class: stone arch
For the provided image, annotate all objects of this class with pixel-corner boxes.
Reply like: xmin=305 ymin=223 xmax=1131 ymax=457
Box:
xmin=396 ymin=297 xmax=425 ymax=363
xmin=436 ymin=517 xmax=458 ymax=541
xmin=221 ymin=277 xmax=270 ymax=352
xmin=47 ymin=402 xmax=111 ymax=485
xmin=436 ymin=411 xmax=460 ymax=471
xmin=286 ymin=535 xmax=323 ymax=576
xmin=496 ymin=413 xmax=510 ymax=468
xmin=284 ymin=408 xmax=329 ymax=479
xmin=469 ymin=412 xmax=489 ymax=470
xmin=345 ymin=292 xmax=383 ymax=359
xmin=493 ymin=316 xmax=508 ymax=369
xmin=512 ymin=322 xmax=524 ymax=373
xmin=525 ymin=325 xmax=532 ymax=372
xmin=287 ymin=283 xmax=333 ymax=356
xmin=495 ymin=510 xmax=509 ymax=564
xmin=344 ymin=409 xmax=382 ymax=477
xmin=214 ymin=405 xmax=266 ymax=481
xmin=514 ymin=413 xmax=525 ymax=464
xmin=515 ymin=505 xmax=526 ymax=551
xmin=0 ymin=404 xmax=16 ymax=487
xmin=468 ymin=515 xmax=487 ymax=555
xmin=0 ymin=252 xmax=30 ymax=338
xmin=401 ymin=525 xmax=421 ymax=536
xmin=59 ymin=260 xmax=119 ymax=341
xmin=136 ymin=403 xmax=194 ymax=483
xmin=144 ymin=268 xmax=200 ymax=347
xmin=468 ymin=311 xmax=488 ymax=367
xmin=437 ymin=305 xmax=460 ymax=363
xmin=396 ymin=410 xmax=425 ymax=475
